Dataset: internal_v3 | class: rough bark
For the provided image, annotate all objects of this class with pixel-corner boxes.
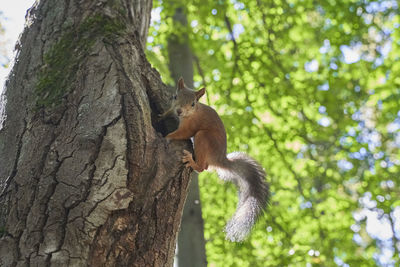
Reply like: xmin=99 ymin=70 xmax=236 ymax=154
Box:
xmin=0 ymin=0 xmax=191 ymax=266
xmin=167 ymin=7 xmax=207 ymax=267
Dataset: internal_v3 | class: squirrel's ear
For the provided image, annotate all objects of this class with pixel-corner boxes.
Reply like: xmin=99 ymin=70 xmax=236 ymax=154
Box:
xmin=196 ymin=87 xmax=206 ymax=100
xmin=177 ymin=77 xmax=185 ymax=90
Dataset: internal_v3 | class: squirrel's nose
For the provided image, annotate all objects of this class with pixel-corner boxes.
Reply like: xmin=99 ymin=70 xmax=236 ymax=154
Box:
xmin=177 ymin=108 xmax=182 ymax=115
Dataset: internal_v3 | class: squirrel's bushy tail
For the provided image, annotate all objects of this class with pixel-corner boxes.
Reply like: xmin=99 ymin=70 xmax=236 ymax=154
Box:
xmin=216 ymin=152 xmax=269 ymax=242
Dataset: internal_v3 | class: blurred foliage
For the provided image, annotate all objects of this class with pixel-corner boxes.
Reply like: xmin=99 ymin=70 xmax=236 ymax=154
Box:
xmin=146 ymin=0 xmax=400 ymax=266
xmin=0 ymin=12 xmax=8 ymax=68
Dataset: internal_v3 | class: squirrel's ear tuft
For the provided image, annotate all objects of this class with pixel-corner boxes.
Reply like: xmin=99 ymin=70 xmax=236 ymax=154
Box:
xmin=196 ymin=87 xmax=206 ymax=100
xmin=177 ymin=77 xmax=185 ymax=90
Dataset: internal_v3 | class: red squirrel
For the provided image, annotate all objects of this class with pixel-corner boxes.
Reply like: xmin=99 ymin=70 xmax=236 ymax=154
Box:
xmin=161 ymin=78 xmax=270 ymax=242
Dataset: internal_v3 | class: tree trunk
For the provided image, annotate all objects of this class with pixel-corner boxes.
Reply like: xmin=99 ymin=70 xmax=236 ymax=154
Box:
xmin=0 ymin=0 xmax=192 ymax=266
xmin=167 ymin=7 xmax=207 ymax=267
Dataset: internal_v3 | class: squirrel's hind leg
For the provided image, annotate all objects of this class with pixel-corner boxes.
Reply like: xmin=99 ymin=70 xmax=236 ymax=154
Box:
xmin=183 ymin=131 xmax=212 ymax=172
xmin=182 ymin=150 xmax=207 ymax=172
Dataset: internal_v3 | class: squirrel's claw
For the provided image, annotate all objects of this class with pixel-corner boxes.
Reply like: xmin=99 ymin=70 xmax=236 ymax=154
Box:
xmin=182 ymin=150 xmax=194 ymax=167
xmin=185 ymin=162 xmax=192 ymax=168
xmin=183 ymin=149 xmax=191 ymax=156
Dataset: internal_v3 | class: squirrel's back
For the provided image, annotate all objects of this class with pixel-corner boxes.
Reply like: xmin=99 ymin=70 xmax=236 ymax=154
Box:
xmin=191 ymin=103 xmax=228 ymax=168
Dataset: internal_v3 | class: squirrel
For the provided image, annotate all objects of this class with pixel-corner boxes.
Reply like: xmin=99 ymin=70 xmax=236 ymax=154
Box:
xmin=161 ymin=77 xmax=270 ymax=242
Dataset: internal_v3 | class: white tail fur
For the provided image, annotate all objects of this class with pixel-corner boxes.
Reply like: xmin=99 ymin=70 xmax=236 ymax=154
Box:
xmin=216 ymin=152 xmax=269 ymax=242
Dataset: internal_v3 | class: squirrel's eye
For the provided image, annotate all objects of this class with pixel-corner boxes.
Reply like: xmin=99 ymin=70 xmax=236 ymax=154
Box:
xmin=191 ymin=102 xmax=195 ymax=107
xmin=173 ymin=95 xmax=177 ymax=100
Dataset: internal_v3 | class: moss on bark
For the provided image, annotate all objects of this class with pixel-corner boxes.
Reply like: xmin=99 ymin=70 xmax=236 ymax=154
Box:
xmin=35 ymin=14 xmax=126 ymax=108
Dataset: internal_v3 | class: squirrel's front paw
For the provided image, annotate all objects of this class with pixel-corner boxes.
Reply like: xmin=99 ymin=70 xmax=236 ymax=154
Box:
xmin=182 ymin=150 xmax=194 ymax=168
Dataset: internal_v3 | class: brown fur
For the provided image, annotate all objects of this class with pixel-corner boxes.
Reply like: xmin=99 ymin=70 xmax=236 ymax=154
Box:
xmin=164 ymin=78 xmax=269 ymax=242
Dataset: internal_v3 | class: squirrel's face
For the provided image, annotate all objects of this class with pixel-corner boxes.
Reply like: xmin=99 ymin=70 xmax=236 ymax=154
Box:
xmin=172 ymin=78 xmax=205 ymax=118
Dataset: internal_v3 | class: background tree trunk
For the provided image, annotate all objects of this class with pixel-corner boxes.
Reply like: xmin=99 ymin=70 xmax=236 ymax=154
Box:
xmin=0 ymin=0 xmax=192 ymax=266
xmin=167 ymin=7 xmax=207 ymax=267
